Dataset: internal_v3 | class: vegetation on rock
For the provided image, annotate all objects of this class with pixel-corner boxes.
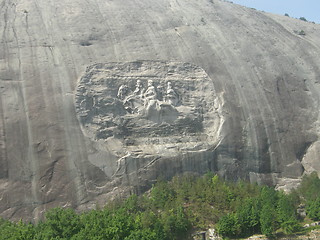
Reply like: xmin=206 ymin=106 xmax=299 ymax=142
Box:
xmin=1 ymin=173 xmax=320 ymax=239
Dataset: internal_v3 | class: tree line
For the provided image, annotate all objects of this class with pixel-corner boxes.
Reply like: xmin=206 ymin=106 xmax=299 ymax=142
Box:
xmin=1 ymin=172 xmax=320 ymax=239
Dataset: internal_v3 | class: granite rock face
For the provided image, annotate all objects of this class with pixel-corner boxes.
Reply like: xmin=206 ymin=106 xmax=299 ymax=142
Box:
xmin=1 ymin=0 xmax=320 ymax=220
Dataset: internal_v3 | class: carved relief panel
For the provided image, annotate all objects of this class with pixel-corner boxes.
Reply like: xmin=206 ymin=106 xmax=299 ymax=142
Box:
xmin=75 ymin=61 xmax=222 ymax=158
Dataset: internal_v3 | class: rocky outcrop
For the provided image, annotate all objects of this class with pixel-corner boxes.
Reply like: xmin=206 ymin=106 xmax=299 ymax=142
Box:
xmin=1 ymin=0 xmax=320 ymax=220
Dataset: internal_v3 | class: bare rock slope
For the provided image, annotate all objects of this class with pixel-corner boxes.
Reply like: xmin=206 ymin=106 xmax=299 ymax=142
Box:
xmin=1 ymin=0 xmax=320 ymax=220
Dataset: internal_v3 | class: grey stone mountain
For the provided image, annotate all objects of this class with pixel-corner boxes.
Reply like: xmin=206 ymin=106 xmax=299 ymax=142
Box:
xmin=0 ymin=0 xmax=320 ymax=220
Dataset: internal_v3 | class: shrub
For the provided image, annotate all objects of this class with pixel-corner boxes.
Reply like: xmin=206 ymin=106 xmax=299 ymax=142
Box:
xmin=216 ymin=213 xmax=240 ymax=238
xmin=299 ymin=17 xmax=308 ymax=22
xmin=260 ymin=203 xmax=277 ymax=237
xmin=306 ymin=197 xmax=320 ymax=221
xmin=299 ymin=172 xmax=320 ymax=202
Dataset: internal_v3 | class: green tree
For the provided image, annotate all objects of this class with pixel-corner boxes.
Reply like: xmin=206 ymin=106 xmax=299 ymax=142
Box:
xmin=276 ymin=192 xmax=300 ymax=234
xmin=260 ymin=186 xmax=278 ymax=206
xmin=216 ymin=213 xmax=240 ymax=238
xmin=150 ymin=180 xmax=176 ymax=208
xmin=0 ymin=220 xmax=36 ymax=240
xmin=236 ymin=198 xmax=260 ymax=237
xmin=299 ymin=172 xmax=320 ymax=202
xmin=39 ymin=207 xmax=82 ymax=239
xmin=260 ymin=203 xmax=277 ymax=237
xmin=70 ymin=209 xmax=112 ymax=240
xmin=104 ymin=208 xmax=136 ymax=240
xmin=306 ymin=197 xmax=320 ymax=221
xmin=124 ymin=229 xmax=158 ymax=240
xmin=160 ymin=206 xmax=190 ymax=239
xmin=277 ymin=192 xmax=297 ymax=223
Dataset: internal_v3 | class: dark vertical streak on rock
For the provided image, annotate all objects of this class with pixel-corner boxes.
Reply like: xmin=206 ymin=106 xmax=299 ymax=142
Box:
xmin=0 ymin=1 xmax=9 ymax=179
xmin=0 ymin=95 xmax=8 ymax=178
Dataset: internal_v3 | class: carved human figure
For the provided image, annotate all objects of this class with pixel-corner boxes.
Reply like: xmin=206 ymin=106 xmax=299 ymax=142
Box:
xmin=141 ymin=79 xmax=160 ymax=120
xmin=117 ymin=84 xmax=129 ymax=100
xmin=122 ymin=80 xmax=144 ymax=114
xmin=133 ymin=80 xmax=145 ymax=97
xmin=165 ymin=81 xmax=178 ymax=106
xmin=144 ymin=80 xmax=157 ymax=105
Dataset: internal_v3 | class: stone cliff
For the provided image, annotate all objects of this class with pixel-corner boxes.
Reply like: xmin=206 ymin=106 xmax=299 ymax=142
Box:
xmin=1 ymin=0 xmax=320 ymax=220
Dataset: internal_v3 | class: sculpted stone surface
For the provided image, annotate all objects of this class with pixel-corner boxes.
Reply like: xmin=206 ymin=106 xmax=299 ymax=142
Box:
xmin=76 ymin=61 xmax=219 ymax=142
xmin=75 ymin=61 xmax=222 ymax=183
xmin=0 ymin=0 xmax=320 ymax=221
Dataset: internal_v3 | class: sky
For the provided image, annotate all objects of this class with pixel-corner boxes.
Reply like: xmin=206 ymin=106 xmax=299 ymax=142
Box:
xmin=231 ymin=0 xmax=320 ymax=23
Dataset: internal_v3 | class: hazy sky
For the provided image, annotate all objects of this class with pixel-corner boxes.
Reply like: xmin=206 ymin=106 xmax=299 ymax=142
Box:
xmin=231 ymin=0 xmax=320 ymax=23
